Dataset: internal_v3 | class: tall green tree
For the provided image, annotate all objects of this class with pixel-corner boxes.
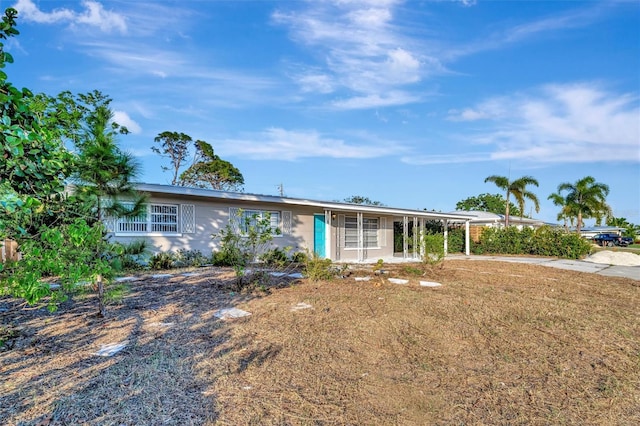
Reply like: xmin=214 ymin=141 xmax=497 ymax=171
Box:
xmin=455 ymin=193 xmax=521 ymax=216
xmin=554 ymin=176 xmax=610 ymax=233
xmin=152 ymin=131 xmax=191 ymax=185
xmin=179 ymin=140 xmax=244 ymax=191
xmin=71 ymin=93 xmax=144 ymax=221
xmin=484 ymin=175 xmax=540 ymax=227
xmin=70 ymin=95 xmax=145 ymax=316
xmin=0 ymin=8 xmax=111 ymax=313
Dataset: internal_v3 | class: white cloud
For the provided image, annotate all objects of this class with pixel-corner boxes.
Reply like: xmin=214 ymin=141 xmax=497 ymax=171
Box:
xmin=218 ymin=128 xmax=403 ymax=160
xmin=14 ymin=0 xmax=126 ymax=33
xmin=448 ymin=83 xmax=640 ymax=164
xmin=112 ymin=111 xmax=142 ymax=134
xmin=75 ymin=1 xmax=126 ymax=33
xmin=385 ymin=48 xmax=421 ymax=84
xmin=444 ymin=4 xmax=605 ymax=60
xmin=273 ymin=0 xmax=436 ymax=108
xmin=447 ymin=98 xmax=510 ymax=121
xmin=401 ymin=152 xmax=490 ymax=165
xmin=13 ymin=0 xmax=74 ymax=23
xmin=332 ymin=91 xmax=421 ymax=109
xmin=297 ymin=72 xmax=335 ymax=94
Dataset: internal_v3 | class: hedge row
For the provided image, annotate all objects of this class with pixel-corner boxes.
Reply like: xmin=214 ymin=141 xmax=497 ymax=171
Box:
xmin=447 ymin=226 xmax=591 ymax=259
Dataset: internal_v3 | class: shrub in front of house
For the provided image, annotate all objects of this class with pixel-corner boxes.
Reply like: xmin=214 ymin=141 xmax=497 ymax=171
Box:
xmin=303 ymin=251 xmax=340 ymax=282
xmin=149 ymin=252 xmax=175 ymax=270
xmin=422 ymin=233 xmax=445 ymax=267
xmin=259 ymin=247 xmax=290 ymax=267
xmin=173 ymin=249 xmax=208 ymax=268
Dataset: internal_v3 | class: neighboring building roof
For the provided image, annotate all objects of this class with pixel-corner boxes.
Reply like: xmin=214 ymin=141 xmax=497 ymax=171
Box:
xmin=135 ymin=183 xmax=475 ymax=222
xmin=448 ymin=210 xmax=547 ymax=226
xmin=574 ymin=226 xmax=623 ymax=233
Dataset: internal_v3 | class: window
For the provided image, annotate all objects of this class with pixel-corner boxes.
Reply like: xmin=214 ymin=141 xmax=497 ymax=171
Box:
xmin=150 ymin=204 xmax=178 ymax=232
xmin=344 ymin=216 xmax=379 ymax=248
xmin=118 ymin=210 xmax=148 ymax=233
xmin=239 ymin=210 xmax=281 ymax=236
xmin=113 ymin=203 xmax=193 ymax=235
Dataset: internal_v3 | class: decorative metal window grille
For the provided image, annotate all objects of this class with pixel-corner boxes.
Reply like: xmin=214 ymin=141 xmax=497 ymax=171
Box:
xmin=151 ymin=204 xmax=178 ymax=232
xmin=118 ymin=209 xmax=148 ymax=233
xmin=114 ymin=203 xmax=187 ymax=234
xmin=282 ymin=211 xmax=292 ymax=235
xmin=181 ymin=204 xmax=195 ymax=233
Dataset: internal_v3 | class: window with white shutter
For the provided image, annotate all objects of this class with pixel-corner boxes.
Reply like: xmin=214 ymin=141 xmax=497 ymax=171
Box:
xmin=344 ymin=216 xmax=379 ymax=248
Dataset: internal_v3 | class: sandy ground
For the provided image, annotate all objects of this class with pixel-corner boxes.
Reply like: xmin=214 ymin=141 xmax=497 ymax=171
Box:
xmin=583 ymin=250 xmax=640 ymax=266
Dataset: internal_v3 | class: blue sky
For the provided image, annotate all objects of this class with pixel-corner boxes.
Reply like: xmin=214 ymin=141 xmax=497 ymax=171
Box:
xmin=5 ymin=0 xmax=640 ymax=225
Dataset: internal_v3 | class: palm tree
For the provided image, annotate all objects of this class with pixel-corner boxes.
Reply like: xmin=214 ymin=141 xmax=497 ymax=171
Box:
xmin=555 ymin=176 xmax=610 ymax=233
xmin=548 ymin=191 xmax=577 ymax=230
xmin=484 ymin=175 xmax=540 ymax=227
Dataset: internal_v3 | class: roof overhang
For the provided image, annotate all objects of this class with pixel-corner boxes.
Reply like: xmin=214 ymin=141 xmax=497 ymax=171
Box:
xmin=135 ymin=183 xmax=474 ymax=222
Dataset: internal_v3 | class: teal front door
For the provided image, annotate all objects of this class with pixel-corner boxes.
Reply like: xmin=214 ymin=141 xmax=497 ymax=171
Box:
xmin=314 ymin=214 xmax=326 ymax=258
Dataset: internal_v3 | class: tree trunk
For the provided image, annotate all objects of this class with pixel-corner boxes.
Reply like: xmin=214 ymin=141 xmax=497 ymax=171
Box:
xmin=97 ymin=274 xmax=106 ymax=317
xmin=505 ymin=192 xmax=510 ymax=227
xmin=576 ymin=212 xmax=583 ymax=234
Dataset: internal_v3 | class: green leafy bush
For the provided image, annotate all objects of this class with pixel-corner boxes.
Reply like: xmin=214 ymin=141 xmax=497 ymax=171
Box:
xmin=174 ymin=249 xmax=207 ymax=268
xmin=149 ymin=252 xmax=175 ymax=270
xmin=422 ymin=233 xmax=445 ymax=267
xmin=212 ymin=210 xmax=280 ymax=290
xmin=111 ymin=240 xmax=149 ymax=270
xmin=446 ymin=227 xmax=466 ymax=253
xmin=303 ymin=251 xmax=338 ymax=282
xmin=0 ymin=219 xmax=112 ymax=311
xmin=260 ymin=247 xmax=290 ymax=267
xmin=291 ymin=251 xmax=308 ymax=264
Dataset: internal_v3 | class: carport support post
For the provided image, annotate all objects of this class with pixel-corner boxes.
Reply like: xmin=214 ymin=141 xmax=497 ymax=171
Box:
xmin=324 ymin=210 xmax=332 ymax=260
xmin=419 ymin=218 xmax=425 ymax=259
xmin=403 ymin=216 xmax=409 ymax=259
xmin=465 ymin=220 xmax=471 ymax=256
xmin=357 ymin=212 xmax=364 ymax=262
xmin=411 ymin=216 xmax=420 ymax=259
xmin=443 ymin=219 xmax=448 ymax=255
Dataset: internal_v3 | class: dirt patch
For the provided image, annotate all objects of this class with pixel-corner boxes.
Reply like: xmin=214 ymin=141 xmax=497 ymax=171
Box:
xmin=1 ymin=261 xmax=639 ymax=425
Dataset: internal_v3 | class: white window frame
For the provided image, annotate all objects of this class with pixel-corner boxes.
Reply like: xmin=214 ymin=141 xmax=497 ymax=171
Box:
xmin=344 ymin=216 xmax=379 ymax=249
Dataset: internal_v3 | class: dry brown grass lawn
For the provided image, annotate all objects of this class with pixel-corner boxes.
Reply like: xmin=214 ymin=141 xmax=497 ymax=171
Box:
xmin=1 ymin=260 xmax=639 ymax=425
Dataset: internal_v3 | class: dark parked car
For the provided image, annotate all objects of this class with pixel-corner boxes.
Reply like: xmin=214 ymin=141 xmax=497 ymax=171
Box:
xmin=592 ymin=233 xmax=628 ymax=247
xmin=621 ymin=237 xmax=634 ymax=246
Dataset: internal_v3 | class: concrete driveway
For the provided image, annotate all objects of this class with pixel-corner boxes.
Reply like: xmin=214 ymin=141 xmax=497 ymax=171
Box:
xmin=446 ymin=254 xmax=640 ymax=281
